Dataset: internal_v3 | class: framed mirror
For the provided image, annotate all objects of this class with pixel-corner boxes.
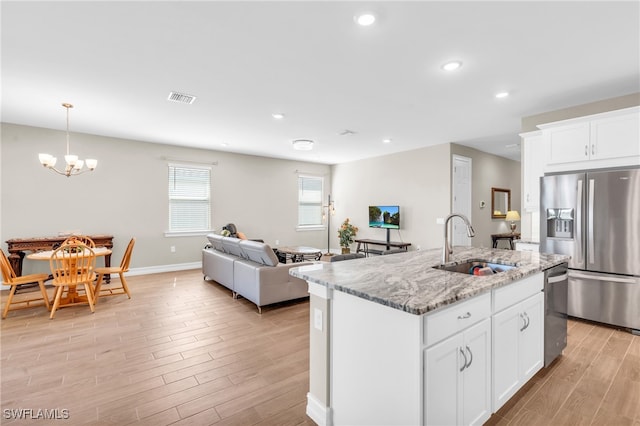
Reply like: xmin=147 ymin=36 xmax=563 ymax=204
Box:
xmin=491 ymin=187 xmax=511 ymax=219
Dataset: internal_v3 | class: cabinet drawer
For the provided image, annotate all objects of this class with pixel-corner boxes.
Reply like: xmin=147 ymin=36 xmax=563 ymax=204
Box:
xmin=493 ymin=272 xmax=543 ymax=313
xmin=424 ymin=292 xmax=491 ymax=347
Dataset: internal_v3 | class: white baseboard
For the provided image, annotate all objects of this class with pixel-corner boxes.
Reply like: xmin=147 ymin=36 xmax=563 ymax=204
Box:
xmin=126 ymin=261 xmax=202 ymax=277
xmin=306 ymin=392 xmax=332 ymax=426
xmin=1 ymin=262 xmax=203 ymax=290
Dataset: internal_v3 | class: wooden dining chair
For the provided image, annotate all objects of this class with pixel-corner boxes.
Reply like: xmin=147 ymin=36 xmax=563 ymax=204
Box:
xmin=63 ymin=235 xmax=96 ymax=248
xmin=0 ymin=249 xmax=51 ymax=319
xmin=49 ymin=242 xmax=97 ymax=319
xmin=93 ymin=238 xmax=135 ymax=304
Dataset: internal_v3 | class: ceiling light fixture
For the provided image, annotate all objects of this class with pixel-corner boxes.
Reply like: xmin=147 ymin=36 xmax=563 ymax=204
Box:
xmin=495 ymin=91 xmax=510 ymax=98
xmin=38 ymin=103 xmax=97 ymax=177
xmin=442 ymin=61 xmax=462 ymax=71
xmin=292 ymin=139 xmax=314 ymax=151
xmin=355 ymin=13 xmax=376 ymax=26
xmin=382 ymin=138 xmax=392 ymax=144
xmin=272 ymin=113 xmax=285 ymax=119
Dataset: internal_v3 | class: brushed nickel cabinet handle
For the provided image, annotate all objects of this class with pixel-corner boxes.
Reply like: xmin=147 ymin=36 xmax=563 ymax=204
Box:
xmin=459 ymin=347 xmax=468 ymax=372
xmin=457 ymin=312 xmax=471 ymax=320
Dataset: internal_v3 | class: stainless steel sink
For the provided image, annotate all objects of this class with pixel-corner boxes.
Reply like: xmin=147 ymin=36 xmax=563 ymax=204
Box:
xmin=433 ymin=259 xmax=515 ymax=275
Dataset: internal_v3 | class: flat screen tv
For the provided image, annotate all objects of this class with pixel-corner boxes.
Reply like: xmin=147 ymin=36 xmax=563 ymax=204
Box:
xmin=368 ymin=205 xmax=400 ymax=229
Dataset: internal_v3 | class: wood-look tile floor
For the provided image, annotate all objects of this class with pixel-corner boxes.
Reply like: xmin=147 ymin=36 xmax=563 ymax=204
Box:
xmin=2 ymin=269 xmax=639 ymax=425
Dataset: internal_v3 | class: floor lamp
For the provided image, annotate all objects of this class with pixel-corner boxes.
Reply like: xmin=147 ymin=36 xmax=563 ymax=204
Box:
xmin=323 ymin=194 xmax=335 ymax=256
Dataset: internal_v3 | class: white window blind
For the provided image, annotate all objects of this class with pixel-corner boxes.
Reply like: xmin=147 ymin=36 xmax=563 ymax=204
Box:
xmin=168 ymin=164 xmax=211 ymax=232
xmin=298 ymin=175 xmax=323 ymax=227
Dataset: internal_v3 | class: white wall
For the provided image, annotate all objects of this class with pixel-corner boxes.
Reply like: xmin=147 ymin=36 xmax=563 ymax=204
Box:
xmin=1 ymin=123 xmax=330 ymax=275
xmin=330 ymin=143 xmax=452 ymax=252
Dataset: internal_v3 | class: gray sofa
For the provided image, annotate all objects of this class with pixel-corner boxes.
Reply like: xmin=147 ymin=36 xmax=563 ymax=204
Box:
xmin=202 ymin=234 xmax=312 ymax=313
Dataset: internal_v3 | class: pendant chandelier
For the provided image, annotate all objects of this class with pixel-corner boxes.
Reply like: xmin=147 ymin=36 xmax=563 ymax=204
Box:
xmin=38 ymin=103 xmax=97 ymax=177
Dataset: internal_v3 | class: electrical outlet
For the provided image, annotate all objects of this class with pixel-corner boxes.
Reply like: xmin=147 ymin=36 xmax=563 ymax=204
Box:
xmin=170 ymin=246 xmax=176 ymax=253
xmin=275 ymin=239 xmax=280 ymax=245
xmin=314 ymin=308 xmax=323 ymax=331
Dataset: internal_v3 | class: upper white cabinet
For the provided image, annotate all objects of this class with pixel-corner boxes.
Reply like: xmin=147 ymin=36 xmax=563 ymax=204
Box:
xmin=539 ymin=106 xmax=640 ymax=172
xmin=590 ymin=111 xmax=640 ymax=160
xmin=521 ymin=131 xmax=545 ymax=212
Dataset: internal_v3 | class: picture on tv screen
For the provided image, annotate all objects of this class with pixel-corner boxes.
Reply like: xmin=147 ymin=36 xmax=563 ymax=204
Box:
xmin=368 ymin=205 xmax=400 ymax=229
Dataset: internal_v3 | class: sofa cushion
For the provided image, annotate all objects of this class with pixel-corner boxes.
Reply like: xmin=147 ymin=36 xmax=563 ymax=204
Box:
xmin=221 ymin=237 xmax=244 ymax=257
xmin=206 ymin=233 xmax=225 ymax=252
xmin=239 ymin=240 xmax=279 ymax=266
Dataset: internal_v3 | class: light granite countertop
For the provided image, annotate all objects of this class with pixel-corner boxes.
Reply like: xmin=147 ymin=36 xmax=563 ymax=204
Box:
xmin=290 ymin=247 xmax=569 ymax=315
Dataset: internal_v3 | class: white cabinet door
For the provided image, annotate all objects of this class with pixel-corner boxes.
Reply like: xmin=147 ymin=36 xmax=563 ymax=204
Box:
xmin=425 ymin=333 xmax=463 ymax=426
xmin=590 ymin=111 xmax=640 ymax=160
xmin=522 ymin=131 xmax=545 ymax=211
xmin=492 ymin=293 xmax=544 ymax=411
xmin=519 ymin=293 xmax=544 ymax=382
xmin=462 ymin=319 xmax=492 ymax=426
xmin=492 ymin=302 xmax=521 ymax=411
xmin=425 ymin=319 xmax=491 ymax=426
xmin=546 ymin=122 xmax=590 ymax=164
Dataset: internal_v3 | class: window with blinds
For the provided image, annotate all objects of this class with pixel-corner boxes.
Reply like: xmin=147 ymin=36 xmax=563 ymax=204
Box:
xmin=298 ymin=175 xmax=324 ymax=228
xmin=168 ymin=164 xmax=211 ymax=233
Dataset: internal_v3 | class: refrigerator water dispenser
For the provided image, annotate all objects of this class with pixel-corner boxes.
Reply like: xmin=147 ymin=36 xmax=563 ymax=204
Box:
xmin=546 ymin=208 xmax=574 ymax=238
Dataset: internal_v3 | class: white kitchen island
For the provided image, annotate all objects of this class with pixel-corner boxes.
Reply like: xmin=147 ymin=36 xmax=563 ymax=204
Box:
xmin=290 ymin=247 xmax=569 ymax=426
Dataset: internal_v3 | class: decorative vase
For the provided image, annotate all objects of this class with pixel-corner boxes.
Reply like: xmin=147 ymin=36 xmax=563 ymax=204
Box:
xmin=341 ymin=247 xmax=350 ymax=254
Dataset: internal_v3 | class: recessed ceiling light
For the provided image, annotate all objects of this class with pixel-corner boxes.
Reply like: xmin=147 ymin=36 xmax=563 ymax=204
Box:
xmin=355 ymin=13 xmax=376 ymax=26
xmin=292 ymin=139 xmax=314 ymax=151
xmin=441 ymin=61 xmax=462 ymax=71
xmin=382 ymin=138 xmax=392 ymax=144
xmin=495 ymin=91 xmax=509 ymax=99
xmin=272 ymin=113 xmax=285 ymax=119
xmin=221 ymin=143 xmax=228 ymax=147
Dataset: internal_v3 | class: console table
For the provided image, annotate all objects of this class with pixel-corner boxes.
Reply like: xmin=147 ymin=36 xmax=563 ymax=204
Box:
xmin=5 ymin=235 xmax=114 ymax=276
xmin=354 ymin=239 xmax=411 ymax=257
xmin=491 ymin=232 xmax=521 ymax=250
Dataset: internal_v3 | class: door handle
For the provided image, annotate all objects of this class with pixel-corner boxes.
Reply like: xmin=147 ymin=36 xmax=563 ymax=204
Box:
xmin=457 ymin=312 xmax=471 ymax=320
xmin=465 ymin=346 xmax=473 ymax=369
xmin=520 ymin=313 xmax=527 ymax=332
xmin=584 ymin=145 xmax=588 ymax=157
xmin=576 ymin=179 xmax=583 ymax=266
xmin=547 ymin=273 xmax=568 ymax=284
xmin=588 ymin=179 xmax=595 ymax=265
xmin=459 ymin=347 xmax=468 ymax=372
xmin=523 ymin=312 xmax=530 ymax=330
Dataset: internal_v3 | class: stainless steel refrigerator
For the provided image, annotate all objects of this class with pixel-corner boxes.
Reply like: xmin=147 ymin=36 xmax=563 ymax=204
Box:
xmin=540 ymin=167 xmax=640 ymax=333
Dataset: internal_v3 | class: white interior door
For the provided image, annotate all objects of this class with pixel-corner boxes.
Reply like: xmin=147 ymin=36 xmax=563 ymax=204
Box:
xmin=452 ymin=155 xmax=472 ymax=246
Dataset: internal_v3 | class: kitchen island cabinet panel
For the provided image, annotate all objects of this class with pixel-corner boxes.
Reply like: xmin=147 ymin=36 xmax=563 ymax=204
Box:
xmin=331 ymin=289 xmax=422 ymax=426
xmin=425 ymin=318 xmax=491 ymax=426
xmin=493 ymin=292 xmax=544 ymax=411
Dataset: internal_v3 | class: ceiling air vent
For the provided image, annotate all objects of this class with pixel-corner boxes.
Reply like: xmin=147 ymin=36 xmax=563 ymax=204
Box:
xmin=167 ymin=91 xmax=196 ymax=104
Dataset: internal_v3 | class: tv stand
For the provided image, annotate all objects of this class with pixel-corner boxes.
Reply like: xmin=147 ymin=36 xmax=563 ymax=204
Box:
xmin=354 ymin=239 xmax=411 ymax=257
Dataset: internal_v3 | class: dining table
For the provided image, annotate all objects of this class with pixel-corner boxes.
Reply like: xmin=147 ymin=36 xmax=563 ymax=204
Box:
xmin=27 ymin=247 xmax=112 ymax=305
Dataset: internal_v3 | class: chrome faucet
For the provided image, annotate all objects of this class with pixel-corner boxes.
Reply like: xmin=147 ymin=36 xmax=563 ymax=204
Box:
xmin=442 ymin=213 xmax=476 ymax=264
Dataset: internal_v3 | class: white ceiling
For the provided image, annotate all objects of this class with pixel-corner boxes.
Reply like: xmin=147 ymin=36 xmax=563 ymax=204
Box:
xmin=2 ymin=1 xmax=639 ymax=164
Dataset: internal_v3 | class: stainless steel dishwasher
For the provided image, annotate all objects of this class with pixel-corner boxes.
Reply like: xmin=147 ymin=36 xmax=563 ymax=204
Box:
xmin=544 ymin=262 xmax=568 ymax=367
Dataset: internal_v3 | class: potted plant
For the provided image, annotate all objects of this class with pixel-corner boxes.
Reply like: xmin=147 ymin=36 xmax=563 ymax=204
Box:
xmin=338 ymin=218 xmax=358 ymax=254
